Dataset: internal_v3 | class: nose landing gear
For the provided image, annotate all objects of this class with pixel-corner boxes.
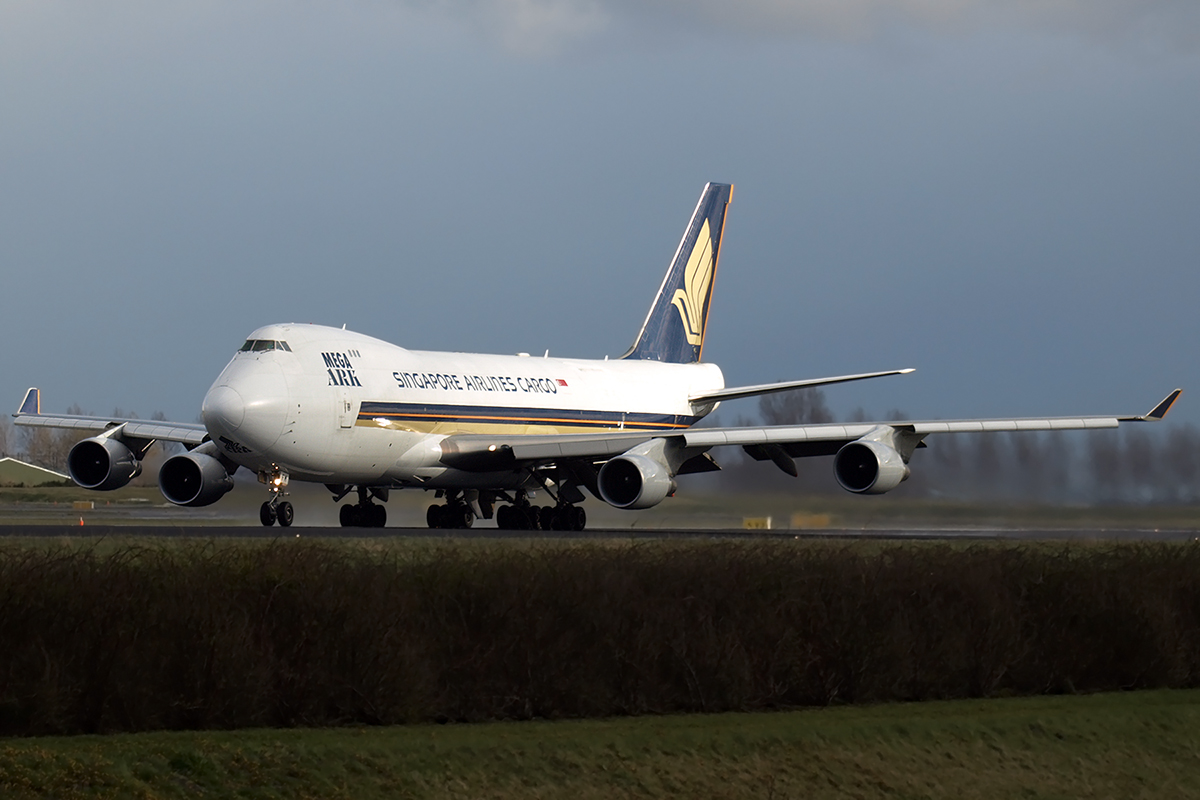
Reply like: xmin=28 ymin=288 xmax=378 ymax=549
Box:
xmin=258 ymin=468 xmax=293 ymax=527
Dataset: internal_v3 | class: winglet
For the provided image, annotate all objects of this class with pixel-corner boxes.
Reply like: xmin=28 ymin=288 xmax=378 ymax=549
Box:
xmin=1142 ymin=389 xmax=1182 ymax=421
xmin=16 ymin=387 xmax=39 ymax=417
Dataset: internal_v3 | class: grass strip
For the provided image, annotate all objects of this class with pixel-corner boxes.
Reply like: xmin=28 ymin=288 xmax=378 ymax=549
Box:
xmin=2 ymin=690 xmax=1199 ymax=799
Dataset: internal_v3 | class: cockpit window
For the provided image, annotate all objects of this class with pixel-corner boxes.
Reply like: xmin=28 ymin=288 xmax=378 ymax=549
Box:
xmin=239 ymin=339 xmax=292 ymax=353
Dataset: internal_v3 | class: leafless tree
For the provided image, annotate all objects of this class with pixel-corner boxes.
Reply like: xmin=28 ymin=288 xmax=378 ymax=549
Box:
xmin=1039 ymin=430 xmax=1073 ymax=502
xmin=1161 ymin=424 xmax=1200 ymax=503
xmin=1087 ymin=430 xmax=1122 ymax=503
xmin=20 ymin=426 xmax=81 ymax=472
xmin=971 ymin=433 xmax=1005 ymax=497
xmin=758 ymin=388 xmax=834 ymax=426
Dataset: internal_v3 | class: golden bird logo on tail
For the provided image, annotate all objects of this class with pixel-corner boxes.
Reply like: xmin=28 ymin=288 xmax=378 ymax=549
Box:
xmin=670 ymin=219 xmax=714 ymax=347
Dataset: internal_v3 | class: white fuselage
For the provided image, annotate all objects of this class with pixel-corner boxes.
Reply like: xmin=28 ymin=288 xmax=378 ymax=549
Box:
xmin=200 ymin=324 xmax=725 ymax=489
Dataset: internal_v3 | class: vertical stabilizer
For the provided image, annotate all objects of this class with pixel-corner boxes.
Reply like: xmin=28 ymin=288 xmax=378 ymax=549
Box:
xmin=621 ymin=182 xmax=733 ymax=363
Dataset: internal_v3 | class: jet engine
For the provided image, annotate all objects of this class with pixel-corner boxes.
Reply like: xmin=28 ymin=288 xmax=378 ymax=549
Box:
xmin=158 ymin=449 xmax=235 ymax=507
xmin=598 ymin=453 xmax=675 ymax=509
xmin=834 ymin=439 xmax=910 ymax=495
xmin=67 ymin=437 xmax=142 ymax=491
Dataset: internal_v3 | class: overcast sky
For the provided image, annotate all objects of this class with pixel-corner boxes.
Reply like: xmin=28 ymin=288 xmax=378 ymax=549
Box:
xmin=2 ymin=0 xmax=1197 ymax=430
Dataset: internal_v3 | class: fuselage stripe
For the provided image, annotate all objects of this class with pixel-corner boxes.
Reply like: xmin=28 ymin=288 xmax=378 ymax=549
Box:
xmin=358 ymin=401 xmax=696 ymax=429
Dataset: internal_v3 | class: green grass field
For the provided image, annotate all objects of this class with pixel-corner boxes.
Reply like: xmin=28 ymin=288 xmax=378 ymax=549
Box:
xmin=2 ymin=690 xmax=1198 ymax=799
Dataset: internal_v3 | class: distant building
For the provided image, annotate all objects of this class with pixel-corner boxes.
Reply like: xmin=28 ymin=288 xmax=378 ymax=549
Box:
xmin=0 ymin=457 xmax=70 ymax=486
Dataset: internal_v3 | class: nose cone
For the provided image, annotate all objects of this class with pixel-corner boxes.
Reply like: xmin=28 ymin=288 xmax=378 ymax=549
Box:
xmin=203 ymin=385 xmax=245 ymax=432
xmin=202 ymin=363 xmax=289 ymax=451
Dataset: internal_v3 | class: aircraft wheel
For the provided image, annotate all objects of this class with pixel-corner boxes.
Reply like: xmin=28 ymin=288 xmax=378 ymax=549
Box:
xmin=572 ymin=506 xmax=586 ymax=531
xmin=540 ymin=506 xmax=555 ymax=531
xmin=277 ymin=501 xmax=294 ymax=527
xmin=550 ymin=507 xmax=567 ymax=531
xmin=427 ymin=504 xmax=444 ymax=529
xmin=260 ymin=502 xmax=276 ymax=527
xmin=496 ymin=505 xmax=512 ymax=529
xmin=457 ymin=507 xmax=475 ymax=529
xmin=340 ymin=504 xmax=355 ymax=527
xmin=371 ymin=504 xmax=387 ymax=528
xmin=522 ymin=507 xmax=537 ymax=530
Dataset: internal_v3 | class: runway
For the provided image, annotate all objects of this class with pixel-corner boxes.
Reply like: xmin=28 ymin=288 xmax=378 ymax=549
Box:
xmin=0 ymin=524 xmax=1196 ymax=541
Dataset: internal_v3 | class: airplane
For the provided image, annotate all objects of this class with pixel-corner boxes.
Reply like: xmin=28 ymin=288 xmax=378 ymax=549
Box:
xmin=13 ymin=183 xmax=1182 ymax=530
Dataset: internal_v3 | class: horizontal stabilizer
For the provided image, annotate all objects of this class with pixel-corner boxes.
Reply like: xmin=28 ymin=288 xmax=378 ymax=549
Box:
xmin=690 ymin=369 xmax=914 ymax=406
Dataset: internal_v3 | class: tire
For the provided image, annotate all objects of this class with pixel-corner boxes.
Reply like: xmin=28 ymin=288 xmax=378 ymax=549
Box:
xmin=340 ymin=504 xmax=355 ymax=527
xmin=496 ymin=505 xmax=512 ymax=529
xmin=260 ymin=502 xmax=276 ymax=527
xmin=371 ymin=504 xmax=387 ymax=528
xmin=458 ymin=507 xmax=474 ymax=529
xmin=550 ymin=507 xmax=566 ymax=531
xmin=427 ymin=504 xmax=444 ymax=529
xmin=572 ymin=506 xmax=586 ymax=531
xmin=540 ymin=506 xmax=554 ymax=531
xmin=277 ymin=501 xmax=294 ymax=527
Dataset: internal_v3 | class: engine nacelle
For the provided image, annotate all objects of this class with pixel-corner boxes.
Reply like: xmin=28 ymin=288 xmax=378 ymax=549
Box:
xmin=158 ymin=452 xmax=235 ymax=507
xmin=67 ymin=437 xmax=142 ymax=491
xmin=598 ymin=453 xmax=675 ymax=509
xmin=834 ymin=439 xmax=910 ymax=495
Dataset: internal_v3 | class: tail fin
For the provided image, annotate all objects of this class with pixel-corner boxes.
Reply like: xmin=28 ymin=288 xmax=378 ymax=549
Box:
xmin=621 ymin=182 xmax=733 ymax=363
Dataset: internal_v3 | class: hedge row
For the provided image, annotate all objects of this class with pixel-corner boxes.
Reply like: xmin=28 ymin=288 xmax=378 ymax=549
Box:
xmin=1 ymin=539 xmax=1198 ymax=735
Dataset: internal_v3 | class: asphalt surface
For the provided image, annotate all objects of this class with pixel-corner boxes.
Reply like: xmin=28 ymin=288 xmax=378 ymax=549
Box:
xmin=0 ymin=524 xmax=1196 ymax=540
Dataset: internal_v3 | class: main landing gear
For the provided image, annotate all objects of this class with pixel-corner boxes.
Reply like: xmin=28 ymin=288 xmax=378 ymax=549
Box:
xmin=259 ymin=469 xmax=293 ymax=527
xmin=426 ymin=490 xmax=475 ymax=529
xmin=333 ymin=485 xmax=388 ymax=528
xmin=495 ymin=502 xmax=586 ymax=531
xmin=480 ymin=487 xmax=586 ymax=532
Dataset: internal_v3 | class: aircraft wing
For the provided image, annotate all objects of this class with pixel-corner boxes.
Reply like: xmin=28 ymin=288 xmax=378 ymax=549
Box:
xmin=683 ymin=387 xmax=1182 ymax=451
xmin=12 ymin=388 xmax=209 ymax=447
xmin=437 ymin=389 xmax=1182 ymax=472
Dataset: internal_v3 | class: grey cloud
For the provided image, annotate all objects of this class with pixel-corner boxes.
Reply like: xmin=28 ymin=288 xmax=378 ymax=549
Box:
xmin=430 ymin=0 xmax=1200 ymax=52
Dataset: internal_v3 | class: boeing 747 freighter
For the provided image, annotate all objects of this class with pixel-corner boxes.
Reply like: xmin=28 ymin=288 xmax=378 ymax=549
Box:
xmin=14 ymin=184 xmax=1181 ymax=529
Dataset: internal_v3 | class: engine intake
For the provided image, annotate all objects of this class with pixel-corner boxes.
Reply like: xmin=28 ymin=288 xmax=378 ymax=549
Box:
xmin=159 ymin=452 xmax=235 ymax=507
xmin=598 ymin=453 xmax=675 ymax=509
xmin=834 ymin=439 xmax=910 ymax=495
xmin=67 ymin=437 xmax=142 ymax=491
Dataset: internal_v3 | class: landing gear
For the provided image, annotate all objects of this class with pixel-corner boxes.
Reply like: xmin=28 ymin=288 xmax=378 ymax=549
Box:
xmin=260 ymin=499 xmax=294 ymax=527
xmin=335 ymin=486 xmax=388 ymax=528
xmin=258 ymin=468 xmax=293 ymax=527
xmin=494 ymin=497 xmax=586 ymax=531
xmin=426 ymin=492 xmax=475 ymax=529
